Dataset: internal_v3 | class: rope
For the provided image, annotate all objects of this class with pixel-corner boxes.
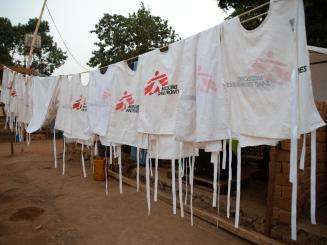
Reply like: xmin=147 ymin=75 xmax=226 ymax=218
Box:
xmin=45 ymin=4 xmax=89 ymax=71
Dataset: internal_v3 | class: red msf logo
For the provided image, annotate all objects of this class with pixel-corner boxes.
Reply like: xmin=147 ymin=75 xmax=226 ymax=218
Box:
xmin=144 ymin=71 xmax=168 ymax=95
xmin=249 ymin=51 xmax=291 ymax=84
xmin=72 ymin=96 xmax=87 ymax=111
xmin=10 ymin=89 xmax=17 ymax=97
xmin=115 ymin=91 xmax=135 ymax=111
xmin=101 ymin=89 xmax=111 ymax=102
xmin=197 ymin=65 xmax=217 ymax=93
xmin=8 ymin=86 xmax=17 ymax=97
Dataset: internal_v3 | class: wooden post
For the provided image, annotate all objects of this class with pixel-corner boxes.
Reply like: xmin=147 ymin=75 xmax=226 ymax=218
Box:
xmin=26 ymin=0 xmax=48 ymax=69
xmin=265 ymin=147 xmax=277 ymax=236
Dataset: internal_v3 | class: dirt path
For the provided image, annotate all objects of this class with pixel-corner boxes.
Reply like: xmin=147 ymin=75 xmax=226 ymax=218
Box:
xmin=0 ymin=140 xmax=248 ymax=245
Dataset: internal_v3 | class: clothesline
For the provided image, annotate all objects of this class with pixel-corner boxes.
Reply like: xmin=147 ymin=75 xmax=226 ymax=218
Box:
xmin=62 ymin=1 xmax=271 ymax=77
xmin=10 ymin=0 xmax=270 ymax=78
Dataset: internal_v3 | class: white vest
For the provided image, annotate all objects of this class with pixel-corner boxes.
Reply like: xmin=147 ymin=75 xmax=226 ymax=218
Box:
xmin=69 ymin=74 xmax=92 ymax=141
xmin=221 ymin=0 xmax=325 ymax=141
xmin=27 ymin=76 xmax=59 ymax=133
xmin=55 ymin=75 xmax=73 ymax=134
xmin=137 ymin=42 xmax=183 ymax=135
xmin=0 ymin=67 xmax=13 ymax=111
xmin=88 ymin=67 xmax=114 ymax=136
xmin=106 ymin=61 xmax=147 ymax=148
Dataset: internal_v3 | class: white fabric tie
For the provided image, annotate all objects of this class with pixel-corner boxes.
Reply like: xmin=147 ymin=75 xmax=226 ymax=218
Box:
xmin=222 ymin=140 xmax=227 ymax=169
xmin=94 ymin=141 xmax=98 ymax=156
xmin=109 ymin=144 xmax=113 ymax=165
xmin=299 ymin=134 xmax=306 ymax=170
xmin=178 ymin=142 xmax=184 ymax=218
xmin=290 ymin=68 xmax=298 ymax=241
xmin=154 ymin=136 xmax=159 ymax=202
xmin=9 ymin=113 xmax=14 ymax=131
xmin=62 ymin=137 xmax=66 ymax=175
xmin=113 ymin=145 xmax=116 ymax=157
xmin=227 ymin=137 xmax=232 ymax=218
xmin=105 ymin=147 xmax=108 ymax=196
xmin=53 ymin=129 xmax=57 ymax=168
xmin=184 ymin=157 xmax=189 ymax=205
xmin=217 ymin=153 xmax=221 ymax=225
xmin=150 ymin=155 xmax=153 ymax=177
xmin=234 ymin=143 xmax=241 ymax=228
xmin=310 ymin=130 xmax=317 ymax=224
xmin=190 ymin=156 xmax=195 ymax=226
xmin=145 ymin=148 xmax=151 ymax=215
xmin=81 ymin=143 xmax=86 ymax=178
xmin=171 ymin=159 xmax=177 ymax=215
xmin=211 ymin=152 xmax=218 ymax=207
xmin=118 ymin=145 xmax=123 ymax=194
xmin=26 ymin=132 xmax=31 ymax=146
xmin=136 ymin=147 xmax=140 ymax=192
xmin=4 ymin=112 xmax=9 ymax=129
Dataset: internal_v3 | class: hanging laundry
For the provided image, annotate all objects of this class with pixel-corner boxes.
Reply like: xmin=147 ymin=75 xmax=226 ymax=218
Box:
xmin=68 ymin=73 xmax=92 ymax=142
xmin=137 ymin=41 xmax=183 ymax=135
xmin=17 ymin=76 xmax=33 ymax=125
xmin=106 ymin=61 xmax=147 ymax=148
xmin=136 ymin=40 xmax=199 ymax=158
xmin=55 ymin=75 xmax=73 ymax=135
xmin=8 ymin=73 xmax=23 ymax=121
xmin=100 ymin=61 xmax=150 ymax=195
xmin=27 ymin=76 xmax=59 ymax=133
xmin=16 ymin=75 xmax=28 ymax=124
xmin=0 ymin=67 xmax=14 ymax=113
xmin=88 ymin=67 xmax=114 ymax=136
xmin=221 ymin=0 xmax=325 ymax=240
xmin=0 ymin=1 xmax=324 ymax=241
xmin=221 ymin=0 xmax=325 ymax=141
xmin=175 ymin=24 xmax=280 ymax=148
xmin=175 ymin=24 xmax=229 ymax=144
xmin=136 ymin=41 xmax=199 ymax=216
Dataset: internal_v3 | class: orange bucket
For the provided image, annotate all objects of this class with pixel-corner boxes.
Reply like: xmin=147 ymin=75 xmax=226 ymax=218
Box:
xmin=93 ymin=158 xmax=105 ymax=181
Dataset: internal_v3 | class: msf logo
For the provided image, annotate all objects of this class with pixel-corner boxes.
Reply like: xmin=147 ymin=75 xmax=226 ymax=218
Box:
xmin=72 ymin=95 xmax=87 ymax=111
xmin=115 ymin=91 xmax=134 ymax=111
xmin=115 ymin=91 xmax=139 ymax=113
xmin=197 ymin=65 xmax=217 ymax=93
xmin=8 ymin=86 xmax=17 ymax=97
xmin=144 ymin=71 xmax=168 ymax=95
xmin=249 ymin=51 xmax=291 ymax=84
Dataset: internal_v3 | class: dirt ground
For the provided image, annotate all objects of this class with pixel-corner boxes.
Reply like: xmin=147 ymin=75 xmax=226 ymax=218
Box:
xmin=0 ymin=140 xmax=249 ymax=245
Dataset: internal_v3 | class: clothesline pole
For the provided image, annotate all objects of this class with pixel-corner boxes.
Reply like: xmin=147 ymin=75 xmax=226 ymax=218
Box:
xmin=26 ymin=0 xmax=48 ymax=69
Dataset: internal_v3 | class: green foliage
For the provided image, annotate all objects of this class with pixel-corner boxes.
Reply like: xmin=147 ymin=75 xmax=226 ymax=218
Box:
xmin=217 ymin=0 xmax=327 ymax=48
xmin=88 ymin=3 xmax=180 ymax=68
xmin=0 ymin=17 xmax=67 ymax=75
xmin=0 ymin=18 xmax=15 ymax=65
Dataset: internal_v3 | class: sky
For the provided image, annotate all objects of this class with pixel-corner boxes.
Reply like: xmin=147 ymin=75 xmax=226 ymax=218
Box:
xmin=0 ymin=0 xmax=230 ymax=76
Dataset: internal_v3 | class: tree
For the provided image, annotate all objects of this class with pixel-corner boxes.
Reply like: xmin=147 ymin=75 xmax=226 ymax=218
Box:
xmin=0 ymin=17 xmax=67 ymax=75
xmin=88 ymin=3 xmax=180 ymax=68
xmin=0 ymin=18 xmax=15 ymax=66
xmin=216 ymin=0 xmax=327 ymax=48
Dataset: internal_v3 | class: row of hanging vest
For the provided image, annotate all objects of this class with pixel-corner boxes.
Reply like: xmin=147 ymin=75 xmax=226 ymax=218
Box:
xmin=0 ymin=0 xmax=325 ymax=241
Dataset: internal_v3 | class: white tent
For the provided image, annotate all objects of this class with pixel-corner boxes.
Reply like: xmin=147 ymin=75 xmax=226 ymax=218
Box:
xmin=309 ymin=45 xmax=327 ymax=102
